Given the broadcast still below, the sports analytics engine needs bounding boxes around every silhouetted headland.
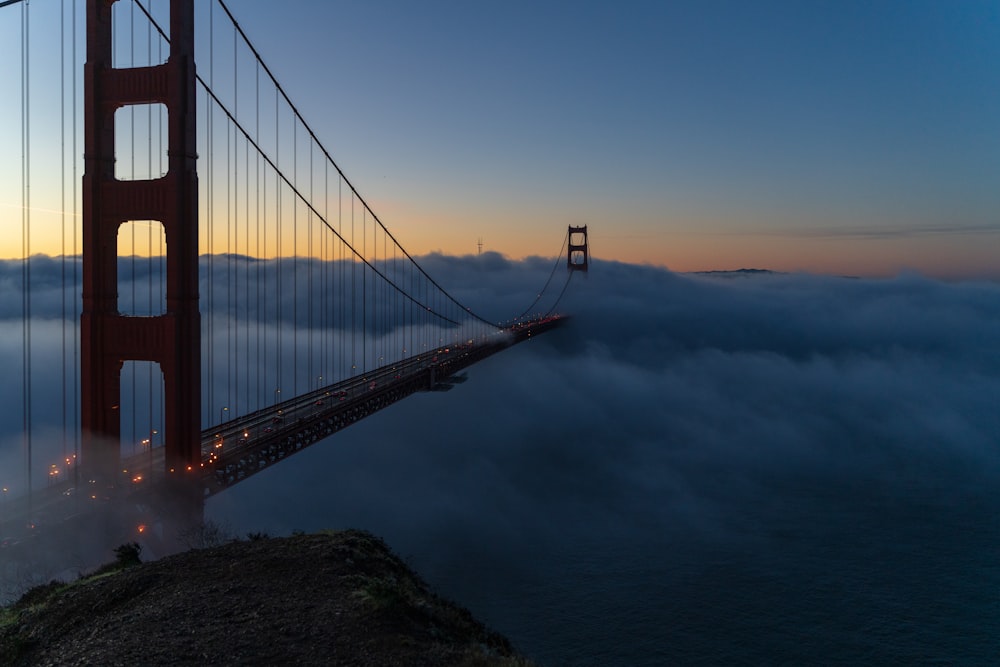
[1,530,532,666]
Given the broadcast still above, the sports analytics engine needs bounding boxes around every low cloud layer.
[213,260,1000,664]
[2,256,999,664]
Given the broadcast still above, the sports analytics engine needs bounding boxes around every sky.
[2,257,999,663]
[1,0,998,277]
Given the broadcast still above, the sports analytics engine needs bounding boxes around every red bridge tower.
[568,225,589,272]
[81,0,200,481]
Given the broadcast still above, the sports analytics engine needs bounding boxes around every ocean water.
[422,464,1000,666]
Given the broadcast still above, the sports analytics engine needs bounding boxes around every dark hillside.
[0,530,531,666]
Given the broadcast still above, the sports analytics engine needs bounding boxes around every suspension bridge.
[0,0,588,566]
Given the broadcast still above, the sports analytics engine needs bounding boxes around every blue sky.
[1,0,997,276]
[217,0,999,277]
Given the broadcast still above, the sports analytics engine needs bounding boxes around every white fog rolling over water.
[2,254,999,664]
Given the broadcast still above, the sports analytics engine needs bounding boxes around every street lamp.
[220,406,229,424]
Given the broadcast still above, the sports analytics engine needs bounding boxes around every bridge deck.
[0,316,565,551]
[193,315,566,496]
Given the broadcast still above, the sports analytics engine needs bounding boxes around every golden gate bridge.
[0,0,588,571]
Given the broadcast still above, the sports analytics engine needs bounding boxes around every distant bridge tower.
[567,225,589,272]
[81,0,200,480]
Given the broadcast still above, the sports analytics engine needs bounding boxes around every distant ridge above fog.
[689,268,873,280]
[689,268,781,277]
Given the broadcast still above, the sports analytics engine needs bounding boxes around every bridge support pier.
[82,0,200,483]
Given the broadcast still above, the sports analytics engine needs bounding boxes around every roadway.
[0,315,565,552]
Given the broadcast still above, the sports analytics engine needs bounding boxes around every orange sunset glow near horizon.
[3,198,996,281]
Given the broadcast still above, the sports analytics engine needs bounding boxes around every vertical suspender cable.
[275,85,281,402]
[362,208,366,374]
[227,17,234,417]
[256,60,262,409]
[408,242,412,357]
[247,58,266,410]
[364,203,368,368]
[339,177,344,381]
[382,213,385,364]
[351,195,355,375]
[21,0,32,501]
[72,0,79,488]
[147,2,154,462]
[234,20,240,415]
[61,0,68,466]
[395,242,400,360]
[129,3,137,453]
[323,156,328,385]
[308,141,313,390]
[292,121,298,397]
[377,211,382,367]
[206,1,215,424]
[158,0,165,442]
[245,73,252,412]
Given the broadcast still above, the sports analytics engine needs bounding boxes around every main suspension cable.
[516,228,569,320]
[135,0,471,328]
[209,0,500,326]
[132,0,574,335]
